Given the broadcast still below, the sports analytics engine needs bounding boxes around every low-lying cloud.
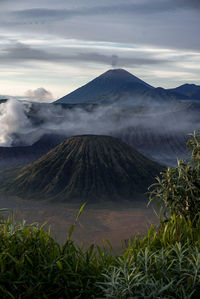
[0,98,199,147]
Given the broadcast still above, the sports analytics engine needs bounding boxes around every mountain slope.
[0,134,64,170]
[3,135,162,201]
[55,69,153,104]
[169,84,200,100]
[55,68,188,105]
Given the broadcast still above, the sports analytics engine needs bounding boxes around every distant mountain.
[2,135,162,201]
[55,69,153,104]
[55,68,188,105]
[168,84,200,101]
[134,87,188,106]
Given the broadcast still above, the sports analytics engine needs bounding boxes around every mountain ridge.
[168,83,200,100]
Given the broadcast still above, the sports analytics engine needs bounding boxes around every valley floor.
[0,194,158,252]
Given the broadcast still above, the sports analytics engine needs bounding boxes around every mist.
[0,98,199,148]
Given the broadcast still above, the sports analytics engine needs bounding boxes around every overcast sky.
[0,0,200,100]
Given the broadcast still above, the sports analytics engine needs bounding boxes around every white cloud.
[25,88,54,102]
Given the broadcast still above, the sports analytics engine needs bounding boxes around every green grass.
[0,216,115,298]
[0,211,200,298]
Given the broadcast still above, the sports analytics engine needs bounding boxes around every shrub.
[1,212,200,298]
[99,243,200,299]
[0,217,115,298]
[149,130,200,224]
[99,214,200,298]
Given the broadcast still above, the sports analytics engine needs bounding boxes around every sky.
[0,0,200,101]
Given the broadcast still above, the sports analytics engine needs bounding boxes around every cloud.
[11,0,200,23]
[0,99,35,146]
[1,42,53,61]
[0,0,197,54]
[0,42,169,67]
[0,98,199,150]
[25,88,54,102]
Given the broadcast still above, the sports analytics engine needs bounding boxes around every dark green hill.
[3,135,162,201]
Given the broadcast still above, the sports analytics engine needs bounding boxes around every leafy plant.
[99,243,200,299]
[0,208,115,298]
[99,213,200,298]
[149,130,200,224]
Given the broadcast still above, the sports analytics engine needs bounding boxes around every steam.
[25,88,53,102]
[111,55,118,68]
[0,99,47,146]
[0,99,31,146]
[0,98,199,148]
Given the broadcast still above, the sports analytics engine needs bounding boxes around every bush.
[100,243,200,298]
[99,214,200,298]
[149,130,200,224]
[1,213,200,298]
[0,217,115,298]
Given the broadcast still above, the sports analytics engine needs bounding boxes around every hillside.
[2,135,162,201]
[169,83,200,100]
[0,134,64,170]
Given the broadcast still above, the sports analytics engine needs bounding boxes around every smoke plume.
[111,55,118,68]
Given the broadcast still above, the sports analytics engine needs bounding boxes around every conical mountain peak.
[100,68,150,85]
[55,68,153,104]
[5,135,162,201]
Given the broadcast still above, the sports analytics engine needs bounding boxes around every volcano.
[3,135,162,201]
[55,68,187,105]
[55,69,153,104]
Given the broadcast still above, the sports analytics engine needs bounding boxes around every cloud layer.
[0,98,199,148]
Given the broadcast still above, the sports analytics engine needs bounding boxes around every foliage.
[149,130,200,224]
[100,243,200,298]
[0,217,115,299]
[99,214,200,299]
[1,212,200,298]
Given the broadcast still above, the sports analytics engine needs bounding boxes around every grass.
[0,216,115,298]
[0,209,200,298]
